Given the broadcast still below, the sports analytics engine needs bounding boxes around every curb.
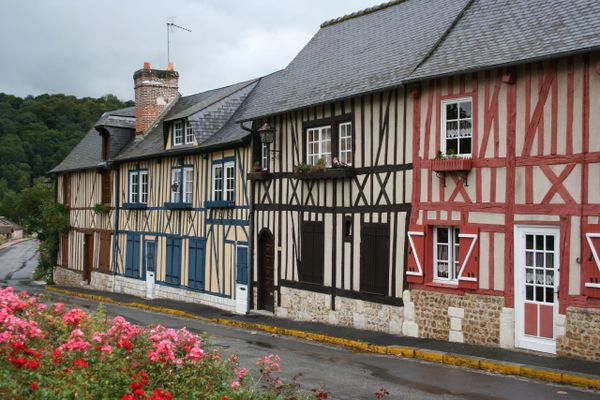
[45,286,600,391]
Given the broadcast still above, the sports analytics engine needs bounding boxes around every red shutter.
[584,224,600,298]
[457,226,479,290]
[406,225,426,283]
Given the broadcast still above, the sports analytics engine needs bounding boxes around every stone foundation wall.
[557,306,600,361]
[53,266,85,287]
[411,290,503,346]
[154,284,235,312]
[113,276,146,299]
[276,286,403,334]
[89,272,114,292]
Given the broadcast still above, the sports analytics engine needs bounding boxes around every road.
[1,240,598,399]
[0,239,40,291]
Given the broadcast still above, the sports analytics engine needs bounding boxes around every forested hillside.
[0,92,133,229]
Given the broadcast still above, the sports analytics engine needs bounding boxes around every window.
[173,120,193,146]
[261,142,269,171]
[434,227,460,282]
[184,120,194,144]
[306,125,331,166]
[212,161,235,202]
[441,98,472,157]
[128,170,148,204]
[173,121,183,146]
[170,166,193,204]
[299,221,324,285]
[338,122,353,165]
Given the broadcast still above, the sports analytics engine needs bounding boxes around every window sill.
[292,167,356,180]
[122,203,147,210]
[247,172,272,181]
[205,200,236,209]
[431,157,472,172]
[164,202,192,210]
[428,280,459,289]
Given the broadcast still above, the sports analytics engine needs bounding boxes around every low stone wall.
[53,266,85,287]
[411,290,504,346]
[276,286,404,334]
[113,275,146,299]
[153,284,235,312]
[557,306,600,361]
[89,272,114,292]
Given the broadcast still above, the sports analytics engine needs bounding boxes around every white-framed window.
[128,170,148,204]
[225,161,235,202]
[171,166,193,203]
[306,125,331,166]
[434,226,460,282]
[261,142,269,171]
[129,171,138,203]
[212,164,223,201]
[140,170,148,204]
[183,167,193,203]
[339,122,352,165]
[441,98,472,157]
[173,121,183,146]
[184,120,194,144]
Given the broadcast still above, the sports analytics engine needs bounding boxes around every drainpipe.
[241,122,255,311]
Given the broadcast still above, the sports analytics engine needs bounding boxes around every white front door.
[514,226,560,354]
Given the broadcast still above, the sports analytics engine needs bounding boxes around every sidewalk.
[45,285,600,390]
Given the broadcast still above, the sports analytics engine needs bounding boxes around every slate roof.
[114,79,258,162]
[235,0,471,121]
[409,0,600,81]
[0,216,22,231]
[50,106,135,173]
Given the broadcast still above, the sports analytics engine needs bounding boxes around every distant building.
[0,217,23,240]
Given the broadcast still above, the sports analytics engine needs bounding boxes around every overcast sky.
[0,0,378,101]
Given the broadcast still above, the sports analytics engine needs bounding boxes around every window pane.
[141,172,148,203]
[446,103,458,120]
[526,268,534,284]
[184,168,193,203]
[437,227,449,243]
[437,262,449,278]
[535,286,544,302]
[526,251,534,267]
[526,285,534,301]
[459,138,471,155]
[459,101,472,118]
[459,120,472,137]
[446,121,459,138]
[536,253,544,268]
[171,170,181,203]
[545,253,554,270]
[446,139,458,155]
[535,235,544,250]
[526,234,534,249]
[545,287,554,303]
[437,244,448,261]
[546,235,554,251]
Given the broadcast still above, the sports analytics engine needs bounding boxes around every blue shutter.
[236,246,248,284]
[125,234,140,278]
[188,238,206,290]
[166,237,182,285]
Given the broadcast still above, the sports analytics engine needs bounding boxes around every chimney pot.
[143,61,151,70]
[167,63,175,71]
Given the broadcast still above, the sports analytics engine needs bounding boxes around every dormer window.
[173,120,194,146]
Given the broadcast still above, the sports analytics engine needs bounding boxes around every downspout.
[241,121,255,311]
[112,161,120,291]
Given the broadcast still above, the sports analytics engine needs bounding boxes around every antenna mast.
[167,20,192,64]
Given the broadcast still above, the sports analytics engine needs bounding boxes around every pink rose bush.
[0,287,318,399]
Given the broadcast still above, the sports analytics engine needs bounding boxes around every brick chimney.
[133,62,179,134]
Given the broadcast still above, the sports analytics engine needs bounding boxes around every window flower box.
[122,203,148,210]
[247,172,272,181]
[205,200,235,209]
[431,157,472,172]
[164,202,192,210]
[292,167,356,180]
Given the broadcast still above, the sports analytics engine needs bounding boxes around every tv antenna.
[166,18,192,64]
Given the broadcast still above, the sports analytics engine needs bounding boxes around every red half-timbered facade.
[406,52,600,358]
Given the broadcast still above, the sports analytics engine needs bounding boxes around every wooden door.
[258,230,274,312]
[515,226,559,354]
[83,234,93,284]
[360,223,390,295]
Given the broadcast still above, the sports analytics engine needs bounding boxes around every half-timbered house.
[52,63,257,313]
[236,0,472,333]
[402,0,600,360]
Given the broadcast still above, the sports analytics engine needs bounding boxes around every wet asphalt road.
[1,240,599,400]
[0,239,40,291]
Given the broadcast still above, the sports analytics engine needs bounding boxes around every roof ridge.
[408,0,477,76]
[320,0,406,28]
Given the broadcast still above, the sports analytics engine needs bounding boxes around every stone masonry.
[411,290,504,346]
[276,286,403,334]
[557,306,600,361]
[134,62,179,134]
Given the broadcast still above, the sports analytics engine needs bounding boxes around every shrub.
[0,287,317,399]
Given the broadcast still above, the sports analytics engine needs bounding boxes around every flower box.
[205,200,236,209]
[247,172,272,181]
[431,157,473,172]
[292,168,356,180]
